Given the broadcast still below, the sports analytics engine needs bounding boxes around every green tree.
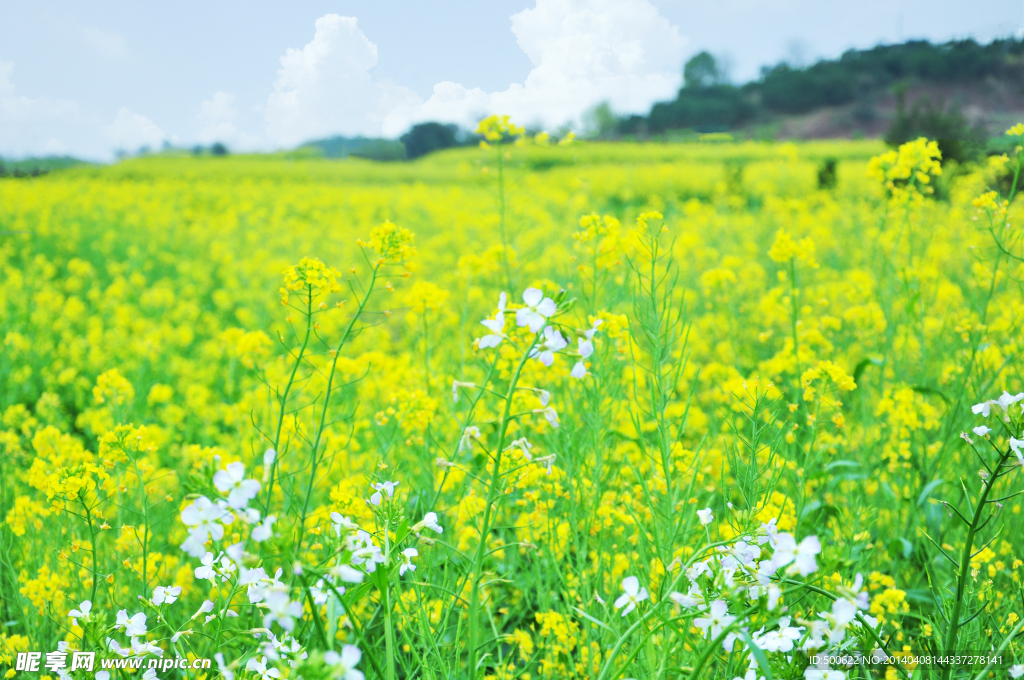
[400,123,464,159]
[683,51,722,89]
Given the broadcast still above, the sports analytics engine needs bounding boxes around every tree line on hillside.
[620,38,1024,133]
[612,37,1024,163]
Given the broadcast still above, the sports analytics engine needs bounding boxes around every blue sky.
[1,0,1020,159]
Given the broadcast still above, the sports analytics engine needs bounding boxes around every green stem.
[969,616,1024,680]
[466,334,539,680]
[294,265,381,554]
[789,257,801,381]
[496,144,512,292]
[263,290,314,515]
[941,448,1012,680]
[383,527,397,680]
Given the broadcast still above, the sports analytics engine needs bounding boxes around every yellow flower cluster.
[356,220,417,269]
[866,137,943,198]
[475,114,525,143]
[279,257,343,305]
[800,360,857,402]
[767,227,819,266]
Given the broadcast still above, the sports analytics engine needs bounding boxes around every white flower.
[756,517,779,548]
[535,406,560,428]
[180,495,233,556]
[613,576,649,616]
[214,653,235,680]
[669,583,705,609]
[324,644,365,680]
[239,506,261,525]
[114,610,147,637]
[310,580,327,606]
[694,600,736,640]
[509,437,534,461]
[686,560,711,582]
[330,512,358,538]
[973,400,994,417]
[772,534,821,575]
[193,600,215,619]
[349,531,386,572]
[96,673,111,680]
[195,552,217,581]
[997,390,1024,412]
[732,541,762,566]
[152,586,181,605]
[213,462,261,509]
[516,288,557,332]
[800,617,830,651]
[218,554,238,581]
[263,448,277,468]
[1011,437,1024,466]
[840,573,870,610]
[260,631,307,666]
[697,508,714,526]
[804,669,846,680]
[458,426,482,452]
[1009,664,1024,679]
[755,617,803,652]
[530,326,568,366]
[399,548,418,576]
[106,638,130,657]
[142,670,158,680]
[826,598,860,645]
[477,293,507,348]
[452,380,476,402]
[414,511,444,534]
[245,656,281,680]
[131,637,164,657]
[536,389,551,406]
[68,600,92,627]
[534,453,556,475]
[263,591,303,632]
[571,320,601,378]
[369,481,399,506]
[330,563,365,583]
[252,515,277,542]
[973,425,991,436]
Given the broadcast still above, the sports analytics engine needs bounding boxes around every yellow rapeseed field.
[2,118,1024,680]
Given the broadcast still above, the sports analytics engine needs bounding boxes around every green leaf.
[570,605,615,633]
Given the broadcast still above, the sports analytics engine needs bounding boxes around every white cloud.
[105,107,164,152]
[1,60,170,160]
[265,14,420,146]
[82,27,128,60]
[196,91,262,150]
[381,0,686,135]
[0,60,88,158]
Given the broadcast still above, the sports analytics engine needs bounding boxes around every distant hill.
[614,37,1024,158]
[299,124,480,162]
[298,136,407,161]
[0,156,91,178]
